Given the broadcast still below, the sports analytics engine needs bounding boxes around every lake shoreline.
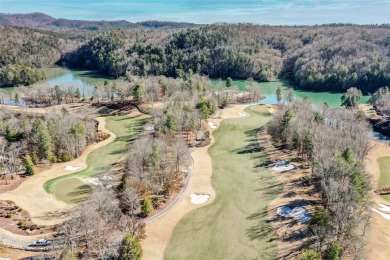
[1,66,371,108]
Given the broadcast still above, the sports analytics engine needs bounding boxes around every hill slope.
[0,13,198,30]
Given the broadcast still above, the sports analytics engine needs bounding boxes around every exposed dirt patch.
[0,175,28,194]
[0,201,54,236]
[0,246,48,259]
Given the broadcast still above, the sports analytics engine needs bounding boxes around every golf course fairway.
[165,105,282,259]
[378,156,390,202]
[44,114,146,203]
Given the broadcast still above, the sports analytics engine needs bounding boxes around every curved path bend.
[0,117,116,227]
[141,104,251,260]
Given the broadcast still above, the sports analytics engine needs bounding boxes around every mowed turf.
[165,105,282,260]
[44,114,146,203]
[378,156,390,202]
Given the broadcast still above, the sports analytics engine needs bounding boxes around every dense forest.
[0,107,97,177]
[66,24,390,93]
[0,25,81,87]
[0,16,389,93]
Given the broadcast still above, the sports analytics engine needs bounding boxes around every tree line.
[2,24,388,93]
[0,25,84,87]
[268,93,372,259]
[65,24,389,93]
[370,86,390,115]
[0,107,96,178]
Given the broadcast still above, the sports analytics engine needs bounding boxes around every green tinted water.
[1,66,112,105]
[2,67,369,108]
[41,66,112,96]
[210,79,370,108]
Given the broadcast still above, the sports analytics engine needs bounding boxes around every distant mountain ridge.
[0,12,56,26]
[0,12,198,30]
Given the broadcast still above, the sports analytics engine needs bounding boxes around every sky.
[0,0,389,25]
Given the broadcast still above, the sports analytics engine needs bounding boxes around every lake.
[42,66,113,97]
[210,79,370,108]
[1,67,370,108]
[0,67,112,105]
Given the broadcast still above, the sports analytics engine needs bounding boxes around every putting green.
[44,114,146,203]
[165,105,282,259]
[378,156,390,202]
[51,178,91,204]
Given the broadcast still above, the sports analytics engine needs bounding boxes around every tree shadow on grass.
[236,143,265,154]
[37,209,71,221]
[255,182,283,201]
[237,125,284,258]
[277,239,315,260]
[255,155,272,168]
[109,120,146,155]
[246,206,279,259]
[67,184,92,204]
[247,199,315,259]
[239,120,316,259]
[236,128,263,153]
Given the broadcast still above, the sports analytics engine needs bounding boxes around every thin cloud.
[0,0,389,24]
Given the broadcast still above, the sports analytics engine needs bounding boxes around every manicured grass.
[43,114,146,203]
[165,105,282,260]
[378,156,390,202]
[249,104,272,115]
[51,178,91,204]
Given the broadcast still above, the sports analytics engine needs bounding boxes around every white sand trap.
[372,208,390,220]
[88,176,114,186]
[272,164,296,172]
[145,125,155,131]
[377,202,390,212]
[89,178,101,185]
[208,122,217,129]
[190,193,210,204]
[277,206,291,218]
[64,166,82,171]
[238,112,248,117]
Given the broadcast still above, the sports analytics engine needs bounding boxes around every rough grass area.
[165,105,282,260]
[43,114,145,203]
[378,156,390,202]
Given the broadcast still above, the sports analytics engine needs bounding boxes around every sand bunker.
[190,194,210,204]
[208,122,218,129]
[88,178,101,186]
[145,125,155,132]
[88,176,114,186]
[378,202,390,212]
[277,206,311,223]
[64,166,82,171]
[272,164,296,172]
[372,203,390,220]
[372,208,390,220]
[238,112,248,117]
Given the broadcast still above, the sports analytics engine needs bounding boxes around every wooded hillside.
[1,19,389,93]
[0,25,81,87]
[66,24,390,93]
